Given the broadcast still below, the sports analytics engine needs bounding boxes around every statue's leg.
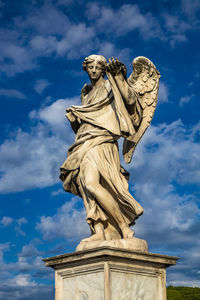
[81,220,105,242]
[83,161,134,239]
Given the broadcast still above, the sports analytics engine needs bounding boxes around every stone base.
[43,247,178,300]
[76,237,148,252]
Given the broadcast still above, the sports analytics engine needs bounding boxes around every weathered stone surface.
[43,247,178,300]
[76,236,148,252]
[60,54,161,243]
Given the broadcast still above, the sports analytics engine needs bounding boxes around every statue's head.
[82,54,107,80]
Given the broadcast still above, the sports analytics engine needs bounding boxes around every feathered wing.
[123,56,161,164]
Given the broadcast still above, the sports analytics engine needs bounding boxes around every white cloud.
[0,1,197,77]
[30,97,79,136]
[0,243,10,263]
[34,79,50,94]
[51,188,65,196]
[158,81,168,103]
[0,216,28,235]
[86,2,199,47]
[181,0,200,20]
[36,197,89,242]
[15,3,70,35]
[0,97,77,193]
[96,42,131,67]
[0,240,54,299]
[0,3,96,76]
[19,244,42,258]
[0,269,53,300]
[0,216,13,226]
[163,14,191,46]
[56,23,96,59]
[125,120,200,250]
[0,30,37,76]
[179,94,194,107]
[29,34,57,55]
[17,217,27,226]
[86,3,162,40]
[0,88,26,99]
[15,274,36,287]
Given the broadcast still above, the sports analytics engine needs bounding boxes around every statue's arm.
[114,72,137,105]
[66,110,80,134]
[107,58,136,105]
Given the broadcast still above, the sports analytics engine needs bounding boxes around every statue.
[60,54,160,247]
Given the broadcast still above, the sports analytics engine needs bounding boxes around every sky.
[0,0,200,299]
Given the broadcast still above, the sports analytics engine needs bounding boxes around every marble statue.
[60,54,160,246]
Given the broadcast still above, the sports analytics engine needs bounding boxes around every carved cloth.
[60,80,143,232]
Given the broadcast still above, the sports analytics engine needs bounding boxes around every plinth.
[43,247,178,300]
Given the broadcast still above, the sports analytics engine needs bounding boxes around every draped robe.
[60,79,143,237]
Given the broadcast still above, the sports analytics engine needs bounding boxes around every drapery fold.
[60,79,143,236]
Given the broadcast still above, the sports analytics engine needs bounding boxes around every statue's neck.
[90,76,105,88]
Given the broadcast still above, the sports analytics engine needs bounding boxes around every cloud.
[0,275,53,300]
[15,2,70,36]
[19,244,42,258]
[158,81,168,103]
[15,274,37,287]
[30,97,79,136]
[34,79,50,94]
[179,94,194,107]
[0,243,10,263]
[56,23,96,59]
[123,119,200,279]
[0,2,95,76]
[51,188,65,196]
[17,217,28,226]
[15,218,28,236]
[96,42,131,66]
[0,97,77,193]
[86,3,162,40]
[181,0,200,20]
[0,29,37,76]
[0,216,13,227]
[0,1,198,78]
[162,14,191,46]
[0,89,26,99]
[36,197,89,242]
[0,240,55,300]
[0,216,28,237]
[85,2,199,47]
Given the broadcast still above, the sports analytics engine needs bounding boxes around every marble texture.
[60,54,160,243]
[76,236,148,252]
[43,247,178,300]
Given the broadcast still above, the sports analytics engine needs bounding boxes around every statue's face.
[86,60,104,81]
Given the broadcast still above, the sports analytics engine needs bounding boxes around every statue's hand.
[107,57,127,80]
[107,57,121,76]
[66,110,76,122]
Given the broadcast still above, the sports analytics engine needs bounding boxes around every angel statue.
[60,54,160,247]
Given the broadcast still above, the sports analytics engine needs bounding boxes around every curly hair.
[82,54,107,77]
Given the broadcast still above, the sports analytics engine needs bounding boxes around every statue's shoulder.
[81,83,92,98]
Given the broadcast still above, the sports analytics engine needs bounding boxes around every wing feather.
[123,56,160,164]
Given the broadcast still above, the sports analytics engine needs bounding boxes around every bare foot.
[81,232,105,243]
[121,226,134,239]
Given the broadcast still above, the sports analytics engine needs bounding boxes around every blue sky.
[0,0,200,298]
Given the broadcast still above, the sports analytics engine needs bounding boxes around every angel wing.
[123,56,160,164]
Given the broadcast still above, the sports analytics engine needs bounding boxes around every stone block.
[43,247,178,300]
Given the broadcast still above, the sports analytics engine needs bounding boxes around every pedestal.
[43,247,178,300]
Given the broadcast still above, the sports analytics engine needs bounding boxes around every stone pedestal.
[43,247,178,300]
